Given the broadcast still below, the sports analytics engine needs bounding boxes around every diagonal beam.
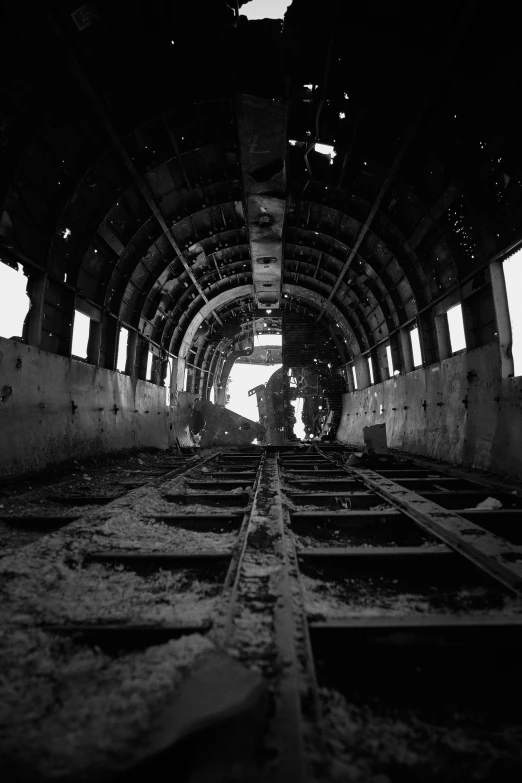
[47,10,222,325]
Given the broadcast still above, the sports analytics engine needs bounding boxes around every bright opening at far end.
[291,397,306,439]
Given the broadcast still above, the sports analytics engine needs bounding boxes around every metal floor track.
[2,445,522,782]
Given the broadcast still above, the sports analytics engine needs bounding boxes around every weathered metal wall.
[0,337,172,476]
[337,342,522,478]
[0,338,268,476]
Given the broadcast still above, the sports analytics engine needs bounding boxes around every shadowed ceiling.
[1,0,521,404]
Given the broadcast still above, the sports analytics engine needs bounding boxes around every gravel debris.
[302,574,522,620]
[0,627,214,781]
[321,686,522,783]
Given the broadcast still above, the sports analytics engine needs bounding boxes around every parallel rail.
[2,444,522,781]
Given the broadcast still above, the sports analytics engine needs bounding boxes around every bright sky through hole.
[72,311,90,359]
[255,334,282,346]
[146,350,153,381]
[410,327,422,367]
[116,327,129,371]
[352,365,358,389]
[447,304,466,353]
[227,363,282,421]
[504,249,522,376]
[315,143,336,159]
[242,0,292,20]
[0,264,30,339]
[291,397,306,439]
[368,357,374,384]
[386,344,394,375]
[165,359,172,405]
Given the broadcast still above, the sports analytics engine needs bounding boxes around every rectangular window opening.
[146,350,153,381]
[367,356,374,384]
[351,365,358,390]
[0,263,30,340]
[116,326,129,372]
[410,327,422,368]
[71,310,91,360]
[165,358,172,405]
[183,366,188,391]
[386,344,394,375]
[504,249,522,376]
[447,303,466,353]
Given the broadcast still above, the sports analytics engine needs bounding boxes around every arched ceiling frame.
[6,103,464,350]
[286,198,418,300]
[282,186,462,351]
[174,284,254,390]
[165,274,255,357]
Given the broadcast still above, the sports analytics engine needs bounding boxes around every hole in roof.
[242,0,293,21]
[314,144,337,162]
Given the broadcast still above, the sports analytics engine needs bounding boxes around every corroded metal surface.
[237,94,288,310]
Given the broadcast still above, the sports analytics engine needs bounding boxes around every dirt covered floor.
[0,448,245,780]
[0,628,214,781]
[302,569,522,620]
[322,686,522,783]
